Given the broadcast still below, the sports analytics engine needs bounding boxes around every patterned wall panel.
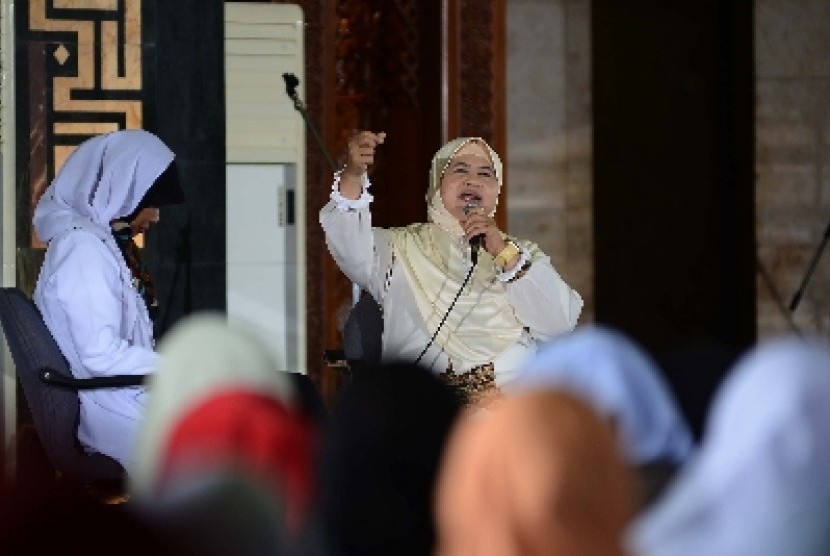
[458,0,495,142]
[20,0,144,245]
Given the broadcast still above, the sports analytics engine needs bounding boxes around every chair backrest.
[0,287,124,483]
[342,291,384,368]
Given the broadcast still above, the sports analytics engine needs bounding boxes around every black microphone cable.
[414,258,477,366]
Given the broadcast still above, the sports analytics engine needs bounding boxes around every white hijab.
[511,325,693,465]
[628,337,830,556]
[34,129,174,347]
[387,138,543,367]
[34,129,174,242]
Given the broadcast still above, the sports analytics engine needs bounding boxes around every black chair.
[343,291,384,368]
[323,290,384,378]
[0,287,145,484]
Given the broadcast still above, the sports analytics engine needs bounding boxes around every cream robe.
[320,186,583,386]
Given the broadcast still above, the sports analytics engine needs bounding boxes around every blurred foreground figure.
[628,338,830,556]
[314,362,461,556]
[512,325,693,506]
[130,313,317,552]
[435,390,636,556]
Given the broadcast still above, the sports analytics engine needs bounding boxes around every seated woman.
[33,129,183,471]
[320,131,583,407]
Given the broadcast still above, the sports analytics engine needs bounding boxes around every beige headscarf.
[435,390,636,556]
[387,138,542,367]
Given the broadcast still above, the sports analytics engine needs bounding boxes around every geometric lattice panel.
[22,0,144,244]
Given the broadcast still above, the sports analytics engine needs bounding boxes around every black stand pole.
[282,73,338,173]
[789,217,830,312]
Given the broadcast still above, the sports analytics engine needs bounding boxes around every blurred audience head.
[511,325,693,506]
[628,337,830,556]
[512,325,693,465]
[314,361,461,556]
[130,313,316,537]
[435,389,636,556]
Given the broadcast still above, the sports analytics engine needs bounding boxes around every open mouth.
[459,191,482,204]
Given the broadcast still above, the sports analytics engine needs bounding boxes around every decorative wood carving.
[458,0,494,141]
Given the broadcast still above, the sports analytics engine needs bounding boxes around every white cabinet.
[225,3,306,372]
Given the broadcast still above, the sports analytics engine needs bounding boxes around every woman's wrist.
[335,167,365,200]
[341,163,365,178]
[496,247,532,283]
[331,170,373,208]
[494,241,521,269]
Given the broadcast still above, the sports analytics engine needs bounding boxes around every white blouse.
[34,227,156,469]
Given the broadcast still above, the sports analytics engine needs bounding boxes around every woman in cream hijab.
[320,131,582,406]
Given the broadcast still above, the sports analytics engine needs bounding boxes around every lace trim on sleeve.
[330,169,374,210]
[496,247,532,283]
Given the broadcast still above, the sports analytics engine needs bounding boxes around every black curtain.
[592,1,755,437]
[142,0,227,338]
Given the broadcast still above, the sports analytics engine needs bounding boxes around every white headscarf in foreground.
[130,313,297,499]
[627,337,830,556]
[387,137,544,367]
[511,325,693,465]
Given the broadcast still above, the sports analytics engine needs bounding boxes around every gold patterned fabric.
[439,362,502,408]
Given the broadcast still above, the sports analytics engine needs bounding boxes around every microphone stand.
[789,216,830,312]
[283,73,365,358]
[282,73,338,173]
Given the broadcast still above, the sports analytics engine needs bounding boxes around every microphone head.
[463,203,478,216]
[282,73,300,97]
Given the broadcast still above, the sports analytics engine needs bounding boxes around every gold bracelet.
[494,241,520,268]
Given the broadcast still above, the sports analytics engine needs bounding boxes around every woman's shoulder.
[50,225,108,249]
[47,226,117,266]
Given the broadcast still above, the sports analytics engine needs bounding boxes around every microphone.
[281,73,339,172]
[283,73,300,99]
[463,203,484,265]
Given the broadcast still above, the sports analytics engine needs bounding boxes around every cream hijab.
[387,138,541,367]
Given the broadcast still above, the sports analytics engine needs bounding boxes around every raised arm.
[319,131,391,296]
[337,130,386,199]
